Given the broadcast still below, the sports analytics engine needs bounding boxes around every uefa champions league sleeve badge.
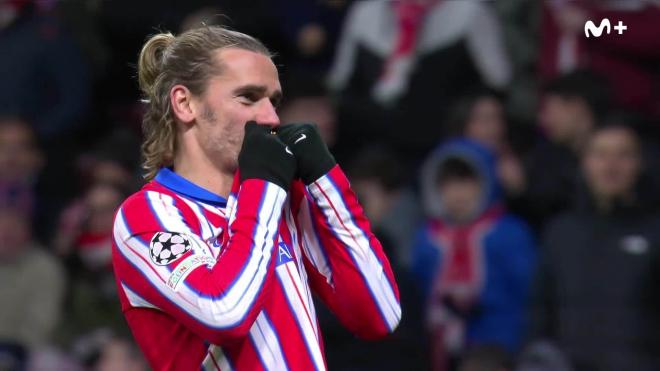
[149,232,193,265]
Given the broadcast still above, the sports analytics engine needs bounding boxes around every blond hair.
[137,26,272,181]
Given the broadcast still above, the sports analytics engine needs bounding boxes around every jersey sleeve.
[295,165,402,339]
[112,178,287,345]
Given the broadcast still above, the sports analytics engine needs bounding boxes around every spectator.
[54,181,127,343]
[0,0,90,140]
[529,124,660,370]
[328,0,511,164]
[75,127,142,192]
[0,1,93,241]
[0,206,65,352]
[412,139,536,370]
[445,88,526,198]
[519,69,610,228]
[54,181,125,267]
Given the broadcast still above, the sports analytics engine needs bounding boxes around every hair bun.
[138,32,175,99]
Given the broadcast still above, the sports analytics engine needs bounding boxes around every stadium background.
[1,0,660,370]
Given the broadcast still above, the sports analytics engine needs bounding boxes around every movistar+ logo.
[584,18,627,38]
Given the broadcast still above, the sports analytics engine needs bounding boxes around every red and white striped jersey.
[111,165,401,370]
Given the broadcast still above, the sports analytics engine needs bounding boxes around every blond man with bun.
[111,26,401,370]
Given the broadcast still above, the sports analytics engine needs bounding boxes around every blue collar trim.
[154,168,227,207]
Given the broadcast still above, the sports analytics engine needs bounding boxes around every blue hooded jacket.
[411,138,536,353]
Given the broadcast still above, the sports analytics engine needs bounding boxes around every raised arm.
[112,123,296,345]
[278,124,401,339]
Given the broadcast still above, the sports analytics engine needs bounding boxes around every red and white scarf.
[427,205,504,371]
[372,0,439,105]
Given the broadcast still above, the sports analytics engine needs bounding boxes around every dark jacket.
[0,11,90,139]
[530,194,660,371]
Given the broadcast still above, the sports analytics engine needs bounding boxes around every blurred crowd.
[1,1,660,370]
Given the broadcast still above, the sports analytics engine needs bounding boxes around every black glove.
[239,121,297,190]
[276,123,336,184]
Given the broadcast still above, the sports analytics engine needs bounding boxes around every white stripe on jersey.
[249,313,289,371]
[276,265,326,371]
[146,191,195,234]
[176,195,226,260]
[308,177,401,331]
[285,206,319,336]
[197,201,226,218]
[114,183,288,328]
[121,282,159,310]
[202,345,232,371]
[177,196,214,241]
[226,191,238,233]
[297,199,333,285]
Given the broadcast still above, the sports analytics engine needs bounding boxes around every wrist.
[300,155,335,185]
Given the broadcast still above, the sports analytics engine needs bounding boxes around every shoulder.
[115,188,159,226]
[114,183,198,239]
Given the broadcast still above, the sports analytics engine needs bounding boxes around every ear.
[170,84,196,124]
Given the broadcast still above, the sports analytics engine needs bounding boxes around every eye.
[238,93,259,105]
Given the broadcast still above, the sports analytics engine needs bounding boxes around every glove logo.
[285,146,293,155]
[294,133,307,144]
[150,232,192,265]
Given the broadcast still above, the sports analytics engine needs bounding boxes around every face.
[438,178,482,223]
[583,127,641,200]
[189,48,282,174]
[539,94,589,144]
[465,97,505,152]
[0,120,42,182]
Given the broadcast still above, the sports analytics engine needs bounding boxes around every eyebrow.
[233,84,283,106]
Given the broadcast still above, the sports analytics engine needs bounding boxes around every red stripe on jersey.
[222,335,265,371]
[269,280,321,370]
[303,167,399,339]
[284,264,317,341]
[324,167,400,298]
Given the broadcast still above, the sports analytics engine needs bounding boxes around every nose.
[254,99,280,128]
